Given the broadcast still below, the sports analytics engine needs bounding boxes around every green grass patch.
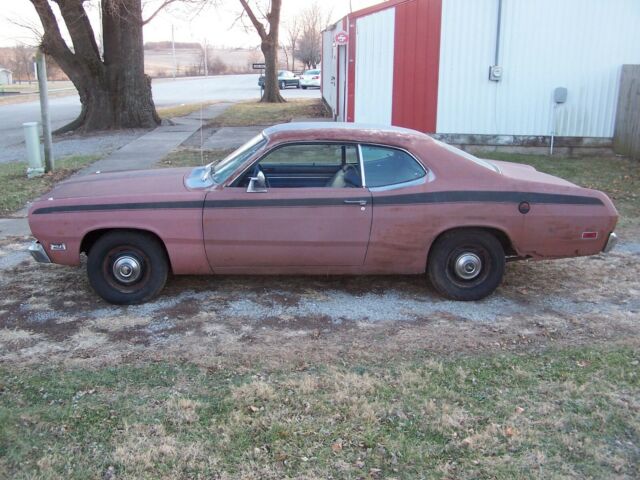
[0,155,99,214]
[157,148,234,169]
[1,346,638,478]
[209,99,330,127]
[479,152,640,226]
[156,102,218,120]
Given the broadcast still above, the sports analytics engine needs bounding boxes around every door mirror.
[247,170,268,193]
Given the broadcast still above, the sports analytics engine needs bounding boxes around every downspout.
[490,0,504,133]
[494,0,503,67]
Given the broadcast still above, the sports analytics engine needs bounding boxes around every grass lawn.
[0,155,99,214]
[209,99,330,127]
[0,346,637,478]
[157,148,234,168]
[479,153,640,227]
[156,102,218,120]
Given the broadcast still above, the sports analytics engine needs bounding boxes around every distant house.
[0,67,12,85]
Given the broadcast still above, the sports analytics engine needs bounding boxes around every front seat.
[326,164,361,188]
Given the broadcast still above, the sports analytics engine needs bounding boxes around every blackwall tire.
[427,229,505,301]
[87,231,168,305]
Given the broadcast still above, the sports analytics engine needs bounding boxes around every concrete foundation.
[431,134,616,157]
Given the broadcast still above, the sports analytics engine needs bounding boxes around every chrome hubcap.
[112,255,142,284]
[454,253,482,280]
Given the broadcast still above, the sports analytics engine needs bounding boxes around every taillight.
[312,76,320,80]
[582,232,598,239]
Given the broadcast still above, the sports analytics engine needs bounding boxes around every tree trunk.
[30,0,160,133]
[238,0,285,103]
[261,40,285,103]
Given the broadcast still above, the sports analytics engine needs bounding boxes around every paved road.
[0,74,320,150]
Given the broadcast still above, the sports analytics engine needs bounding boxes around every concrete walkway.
[77,103,232,174]
[0,103,232,239]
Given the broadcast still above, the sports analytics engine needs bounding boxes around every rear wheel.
[279,80,285,89]
[301,85,307,90]
[427,230,505,301]
[87,231,168,305]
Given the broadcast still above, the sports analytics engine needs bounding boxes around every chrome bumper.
[603,232,618,253]
[28,241,51,263]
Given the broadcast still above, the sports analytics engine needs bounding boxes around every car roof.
[263,122,432,145]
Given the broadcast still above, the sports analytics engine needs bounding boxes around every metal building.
[0,68,12,85]
[322,0,640,150]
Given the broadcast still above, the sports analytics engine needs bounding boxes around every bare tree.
[286,16,300,72]
[296,2,331,70]
[27,0,202,133]
[10,45,35,84]
[199,45,228,75]
[237,0,284,103]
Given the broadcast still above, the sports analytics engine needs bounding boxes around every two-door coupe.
[28,123,618,304]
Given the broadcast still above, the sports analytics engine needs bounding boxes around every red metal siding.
[392,0,442,133]
[347,16,357,122]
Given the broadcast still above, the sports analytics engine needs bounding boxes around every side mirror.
[247,170,268,193]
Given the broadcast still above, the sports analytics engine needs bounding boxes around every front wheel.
[87,231,168,305]
[427,230,505,301]
[279,81,285,90]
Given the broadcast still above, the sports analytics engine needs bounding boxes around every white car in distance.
[300,69,321,89]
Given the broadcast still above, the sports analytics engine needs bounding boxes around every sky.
[0,0,382,49]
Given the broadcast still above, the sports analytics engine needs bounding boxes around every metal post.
[24,122,44,178]
[204,39,208,77]
[172,24,177,79]
[35,51,54,172]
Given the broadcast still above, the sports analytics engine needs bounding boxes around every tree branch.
[53,0,103,67]
[28,0,77,71]
[238,0,267,40]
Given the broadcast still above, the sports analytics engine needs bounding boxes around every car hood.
[43,168,193,200]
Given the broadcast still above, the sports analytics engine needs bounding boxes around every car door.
[203,143,372,269]
[360,144,432,273]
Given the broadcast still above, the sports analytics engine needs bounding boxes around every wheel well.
[428,227,517,258]
[80,228,172,269]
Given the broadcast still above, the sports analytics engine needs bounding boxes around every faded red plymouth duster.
[28,123,618,304]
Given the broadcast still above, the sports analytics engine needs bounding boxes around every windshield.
[434,140,501,173]
[211,134,267,184]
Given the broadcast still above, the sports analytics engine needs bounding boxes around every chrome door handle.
[344,199,367,206]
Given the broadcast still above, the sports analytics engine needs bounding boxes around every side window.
[260,144,357,166]
[236,143,362,188]
[361,145,426,188]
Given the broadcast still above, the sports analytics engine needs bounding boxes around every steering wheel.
[252,163,270,188]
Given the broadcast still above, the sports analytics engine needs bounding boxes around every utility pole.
[172,24,177,79]
[203,39,208,77]
[35,51,54,173]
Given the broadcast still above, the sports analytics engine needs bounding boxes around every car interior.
[233,144,362,189]
[232,143,426,189]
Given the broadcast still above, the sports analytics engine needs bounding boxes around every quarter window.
[361,145,426,188]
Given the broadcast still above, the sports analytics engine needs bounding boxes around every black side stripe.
[373,191,603,206]
[31,191,603,215]
[32,201,204,215]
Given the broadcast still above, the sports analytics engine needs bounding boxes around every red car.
[28,123,618,305]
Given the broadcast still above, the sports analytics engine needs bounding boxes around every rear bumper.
[28,241,51,263]
[603,232,618,253]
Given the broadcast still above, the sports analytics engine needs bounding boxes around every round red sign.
[335,31,349,45]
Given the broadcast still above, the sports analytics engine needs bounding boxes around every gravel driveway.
[1,230,638,368]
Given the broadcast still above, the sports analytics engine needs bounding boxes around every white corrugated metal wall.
[437,0,640,137]
[354,8,396,125]
[322,28,337,116]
